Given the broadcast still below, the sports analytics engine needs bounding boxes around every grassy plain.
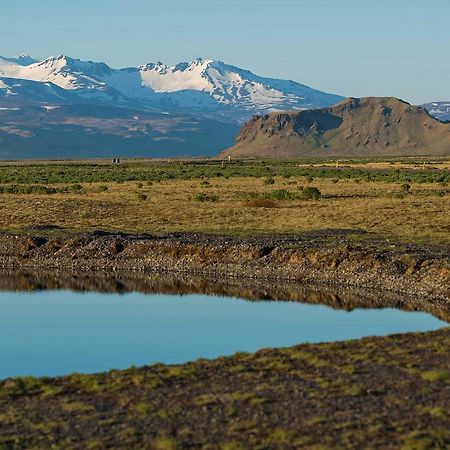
[0,158,448,244]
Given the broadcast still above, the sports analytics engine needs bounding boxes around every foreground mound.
[222,97,450,157]
[1,329,449,449]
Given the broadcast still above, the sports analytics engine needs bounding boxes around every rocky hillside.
[222,97,450,158]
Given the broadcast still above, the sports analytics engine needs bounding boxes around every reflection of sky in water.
[0,290,446,379]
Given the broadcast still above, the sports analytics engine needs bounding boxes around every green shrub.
[264,178,275,185]
[137,192,147,201]
[98,185,109,192]
[241,192,259,200]
[436,190,446,197]
[195,193,219,202]
[69,184,83,192]
[302,186,322,200]
[401,182,411,193]
[263,189,297,201]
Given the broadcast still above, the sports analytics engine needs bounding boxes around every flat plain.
[0,158,449,244]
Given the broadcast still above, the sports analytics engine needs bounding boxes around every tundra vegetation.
[0,329,448,449]
[0,157,448,244]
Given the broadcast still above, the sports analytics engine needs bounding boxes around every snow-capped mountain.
[0,54,343,122]
[0,54,37,67]
[422,102,450,122]
[133,58,342,112]
[0,53,346,159]
[0,77,76,104]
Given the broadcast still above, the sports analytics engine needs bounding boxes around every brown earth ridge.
[0,231,448,314]
[222,97,450,158]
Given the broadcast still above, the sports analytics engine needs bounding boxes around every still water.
[0,289,445,379]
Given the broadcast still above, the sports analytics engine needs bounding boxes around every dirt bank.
[0,230,448,302]
[1,230,449,301]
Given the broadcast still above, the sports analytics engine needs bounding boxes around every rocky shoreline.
[0,230,448,306]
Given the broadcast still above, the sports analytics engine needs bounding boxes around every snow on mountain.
[136,58,342,112]
[422,101,450,122]
[0,54,37,67]
[0,76,76,104]
[0,55,142,106]
[0,54,344,122]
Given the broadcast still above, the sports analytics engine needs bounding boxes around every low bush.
[137,192,147,201]
[264,178,275,185]
[195,193,219,202]
[69,184,83,192]
[400,183,411,193]
[263,189,297,201]
[302,186,322,200]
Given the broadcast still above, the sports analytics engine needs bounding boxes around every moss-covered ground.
[0,329,449,449]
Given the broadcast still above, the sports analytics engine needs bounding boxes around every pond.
[0,284,446,379]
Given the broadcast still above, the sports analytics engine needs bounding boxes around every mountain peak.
[0,54,38,66]
[222,96,450,158]
[0,53,344,120]
[14,54,37,65]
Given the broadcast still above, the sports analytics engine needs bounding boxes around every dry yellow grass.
[0,177,449,244]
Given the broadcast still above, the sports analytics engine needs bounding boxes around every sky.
[0,0,449,104]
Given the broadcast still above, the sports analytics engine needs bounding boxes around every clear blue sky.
[1,0,449,103]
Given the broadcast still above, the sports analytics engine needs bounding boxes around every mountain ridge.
[0,53,346,159]
[221,97,450,158]
[0,54,343,122]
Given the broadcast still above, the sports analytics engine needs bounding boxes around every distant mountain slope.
[422,101,450,123]
[221,97,450,158]
[0,54,343,122]
[0,77,76,104]
[0,104,239,159]
[0,53,344,159]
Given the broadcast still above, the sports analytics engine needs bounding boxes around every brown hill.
[221,97,450,158]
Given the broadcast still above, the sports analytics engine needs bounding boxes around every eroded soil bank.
[0,329,449,449]
[0,230,448,305]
